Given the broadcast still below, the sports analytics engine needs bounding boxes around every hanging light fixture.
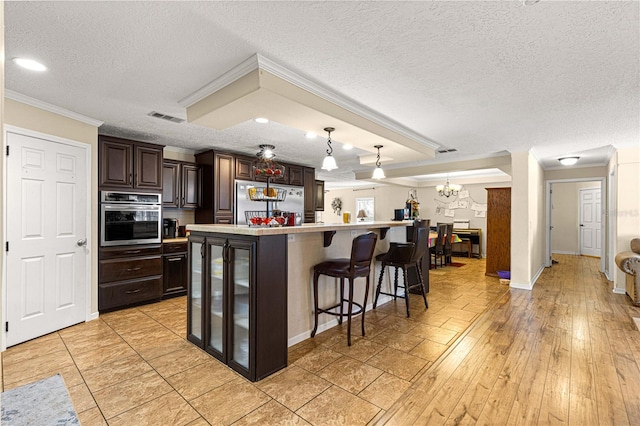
[372,145,385,179]
[436,175,462,198]
[321,127,338,171]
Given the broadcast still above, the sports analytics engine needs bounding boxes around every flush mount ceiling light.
[12,57,47,72]
[436,175,462,198]
[372,145,386,179]
[342,144,353,150]
[559,156,580,166]
[305,131,317,139]
[321,127,338,171]
[254,117,269,124]
[257,144,275,159]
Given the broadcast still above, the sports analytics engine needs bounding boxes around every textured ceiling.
[5,1,639,185]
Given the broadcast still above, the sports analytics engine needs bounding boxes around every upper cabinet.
[303,167,316,223]
[163,160,201,209]
[315,180,325,211]
[288,165,304,186]
[99,135,163,191]
[235,155,255,181]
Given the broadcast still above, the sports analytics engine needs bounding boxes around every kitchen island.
[186,221,412,381]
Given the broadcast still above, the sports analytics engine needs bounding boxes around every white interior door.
[579,187,601,257]
[6,131,88,346]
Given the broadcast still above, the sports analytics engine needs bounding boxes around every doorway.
[545,178,605,271]
[4,128,91,347]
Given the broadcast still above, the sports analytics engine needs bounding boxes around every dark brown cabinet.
[163,160,201,208]
[303,167,316,223]
[163,241,188,298]
[196,151,235,224]
[288,165,304,186]
[99,135,163,191]
[315,180,325,211]
[98,245,163,311]
[188,232,287,381]
[235,155,255,180]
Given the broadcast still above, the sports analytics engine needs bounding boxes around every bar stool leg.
[417,263,428,309]
[311,270,320,337]
[347,277,354,346]
[338,277,344,325]
[402,266,410,317]
[374,263,385,309]
[393,266,399,299]
[362,275,369,338]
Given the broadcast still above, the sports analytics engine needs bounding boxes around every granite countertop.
[187,221,413,236]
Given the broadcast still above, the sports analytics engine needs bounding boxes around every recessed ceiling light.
[13,57,47,72]
[522,0,540,5]
[254,117,269,124]
[559,157,579,166]
[342,144,353,150]
[305,132,317,139]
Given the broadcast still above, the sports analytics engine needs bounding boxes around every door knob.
[77,238,87,246]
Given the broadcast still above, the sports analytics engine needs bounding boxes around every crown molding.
[5,89,104,127]
[179,53,439,150]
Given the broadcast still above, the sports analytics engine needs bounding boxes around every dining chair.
[430,223,446,268]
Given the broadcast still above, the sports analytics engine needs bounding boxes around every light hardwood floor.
[2,255,638,425]
[378,255,640,425]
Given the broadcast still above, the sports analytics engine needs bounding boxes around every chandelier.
[436,176,462,198]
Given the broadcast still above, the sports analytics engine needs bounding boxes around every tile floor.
[1,256,507,425]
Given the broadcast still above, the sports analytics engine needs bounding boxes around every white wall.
[551,181,600,254]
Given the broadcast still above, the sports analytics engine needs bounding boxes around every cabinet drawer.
[100,256,162,283]
[164,242,187,254]
[99,245,162,260]
[99,277,163,311]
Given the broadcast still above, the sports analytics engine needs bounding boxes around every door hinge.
[5,241,8,252]
[5,322,8,332]
[5,145,9,156]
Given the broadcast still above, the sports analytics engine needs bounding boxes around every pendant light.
[321,127,338,171]
[372,145,385,179]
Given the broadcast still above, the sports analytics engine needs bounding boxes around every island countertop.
[187,220,412,236]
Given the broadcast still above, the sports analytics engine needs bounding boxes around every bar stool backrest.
[410,227,430,263]
[350,232,378,272]
[411,219,430,242]
[435,224,446,251]
[444,223,454,249]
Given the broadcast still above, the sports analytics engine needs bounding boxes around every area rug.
[448,262,466,267]
[1,374,79,425]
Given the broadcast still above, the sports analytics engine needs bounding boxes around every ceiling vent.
[436,148,458,154]
[148,111,185,123]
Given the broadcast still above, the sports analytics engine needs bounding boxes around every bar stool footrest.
[317,300,364,317]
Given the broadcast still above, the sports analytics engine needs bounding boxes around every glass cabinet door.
[188,238,204,344]
[229,242,253,371]
[207,240,226,357]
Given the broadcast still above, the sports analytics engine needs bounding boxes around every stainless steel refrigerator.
[235,180,304,225]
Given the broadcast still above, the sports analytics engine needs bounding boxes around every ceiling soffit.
[180,54,437,165]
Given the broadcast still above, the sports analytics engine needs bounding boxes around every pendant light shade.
[321,127,338,171]
[371,145,385,179]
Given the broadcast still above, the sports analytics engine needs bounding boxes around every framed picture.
[355,197,374,222]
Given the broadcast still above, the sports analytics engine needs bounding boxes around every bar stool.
[373,227,430,317]
[311,232,378,346]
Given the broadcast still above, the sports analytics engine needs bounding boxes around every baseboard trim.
[552,250,579,255]
[509,281,533,290]
[87,311,99,321]
[613,287,626,295]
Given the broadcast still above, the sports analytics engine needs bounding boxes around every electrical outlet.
[351,230,357,237]
[288,234,295,242]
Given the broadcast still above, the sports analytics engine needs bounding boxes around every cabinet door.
[214,153,235,219]
[163,253,187,296]
[163,161,180,208]
[187,237,205,346]
[228,239,255,375]
[315,180,325,211]
[206,237,228,361]
[235,155,254,180]
[99,139,132,188]
[303,167,316,223]
[288,165,304,186]
[134,145,163,190]
[181,164,201,208]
